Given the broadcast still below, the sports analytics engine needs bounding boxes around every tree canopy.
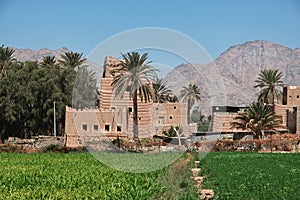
[179,83,201,124]
[0,46,97,141]
[230,101,285,139]
[254,69,285,104]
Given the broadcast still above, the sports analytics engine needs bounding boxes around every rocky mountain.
[165,40,300,114]
[11,40,300,115]
[12,47,70,62]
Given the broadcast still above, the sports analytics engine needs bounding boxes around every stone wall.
[6,136,64,149]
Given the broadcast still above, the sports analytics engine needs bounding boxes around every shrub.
[162,125,182,137]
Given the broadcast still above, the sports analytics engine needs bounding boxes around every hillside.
[165,40,300,114]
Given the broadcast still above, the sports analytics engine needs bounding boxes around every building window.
[169,116,173,120]
[105,125,110,131]
[94,124,98,131]
[128,107,133,113]
[297,95,299,98]
[82,124,88,131]
[117,125,122,132]
[174,106,176,109]
[111,107,116,110]
[159,116,164,124]
[139,117,141,120]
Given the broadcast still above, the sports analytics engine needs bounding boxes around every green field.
[199,152,300,200]
[0,152,197,199]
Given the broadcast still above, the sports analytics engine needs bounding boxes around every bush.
[162,125,182,137]
[44,144,59,151]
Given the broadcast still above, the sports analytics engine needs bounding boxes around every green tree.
[179,83,201,124]
[72,66,98,109]
[254,69,285,104]
[0,61,41,138]
[58,51,86,69]
[0,54,79,140]
[190,108,210,132]
[40,56,57,68]
[111,52,157,150]
[0,45,16,79]
[166,95,178,103]
[152,78,173,103]
[230,101,285,139]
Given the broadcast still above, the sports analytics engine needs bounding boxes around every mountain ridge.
[10,40,300,114]
[165,40,300,114]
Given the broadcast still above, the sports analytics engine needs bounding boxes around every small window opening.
[128,107,133,113]
[117,125,122,132]
[82,124,88,131]
[94,124,98,131]
[105,125,110,131]
[169,116,173,120]
[174,106,176,109]
[297,95,299,98]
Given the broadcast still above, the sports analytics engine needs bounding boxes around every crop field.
[199,152,300,200]
[0,152,197,199]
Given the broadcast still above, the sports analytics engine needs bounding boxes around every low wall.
[6,136,64,149]
[191,134,300,152]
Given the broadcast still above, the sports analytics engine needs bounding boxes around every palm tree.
[40,56,57,68]
[110,52,157,149]
[254,69,284,104]
[0,45,16,79]
[179,83,201,123]
[58,51,86,69]
[72,66,98,109]
[152,78,173,103]
[230,102,285,140]
[166,94,178,103]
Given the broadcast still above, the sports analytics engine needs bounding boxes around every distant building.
[275,86,300,134]
[211,106,247,133]
[65,56,195,147]
[211,86,300,137]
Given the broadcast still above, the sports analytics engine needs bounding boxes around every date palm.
[40,56,57,68]
[58,51,86,69]
[152,78,173,103]
[0,45,16,79]
[254,69,284,104]
[230,102,285,139]
[166,94,178,103]
[179,83,201,123]
[72,66,98,109]
[111,52,157,150]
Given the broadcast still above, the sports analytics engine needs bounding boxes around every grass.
[91,151,183,173]
[199,152,300,200]
[0,152,198,199]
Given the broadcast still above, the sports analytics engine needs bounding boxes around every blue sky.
[1,0,300,65]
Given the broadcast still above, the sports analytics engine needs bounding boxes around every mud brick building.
[65,56,193,147]
[211,86,300,136]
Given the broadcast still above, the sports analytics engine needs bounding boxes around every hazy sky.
[1,0,300,62]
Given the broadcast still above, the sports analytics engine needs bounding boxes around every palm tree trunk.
[132,90,140,151]
[187,99,191,124]
[174,127,181,146]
